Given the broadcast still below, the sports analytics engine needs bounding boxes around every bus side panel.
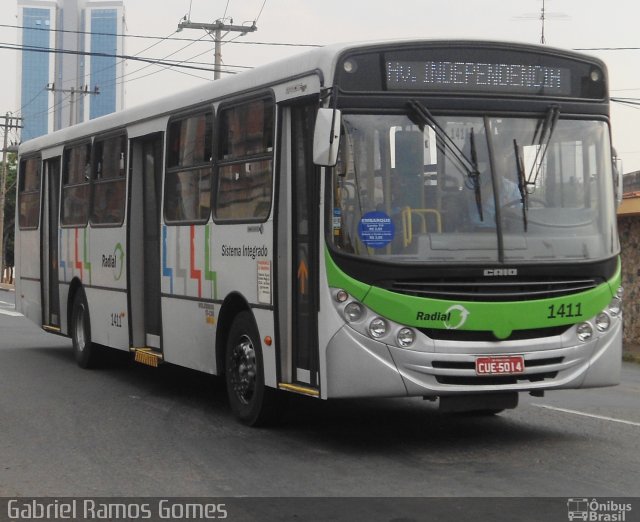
[16,229,41,325]
[85,287,129,350]
[58,227,91,335]
[88,227,127,291]
[160,224,216,372]
[214,222,276,386]
[213,223,273,309]
[159,221,276,380]
[82,226,129,350]
[252,307,277,388]
[161,296,215,373]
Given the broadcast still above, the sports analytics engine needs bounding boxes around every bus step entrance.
[132,347,164,368]
[42,325,61,333]
[278,383,320,397]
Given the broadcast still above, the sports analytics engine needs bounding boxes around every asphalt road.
[0,289,639,498]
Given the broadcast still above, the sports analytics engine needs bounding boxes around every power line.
[255,0,268,23]
[0,42,251,73]
[0,22,320,48]
[574,47,640,51]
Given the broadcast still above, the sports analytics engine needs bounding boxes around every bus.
[15,40,623,425]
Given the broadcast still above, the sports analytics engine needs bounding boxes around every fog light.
[344,302,364,322]
[595,312,611,332]
[608,297,622,317]
[336,289,349,303]
[397,328,415,347]
[576,322,593,342]
[369,317,387,338]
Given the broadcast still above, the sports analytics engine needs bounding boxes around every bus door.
[277,102,320,390]
[41,157,61,330]
[128,133,163,359]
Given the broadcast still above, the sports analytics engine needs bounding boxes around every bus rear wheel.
[225,311,278,426]
[71,290,100,368]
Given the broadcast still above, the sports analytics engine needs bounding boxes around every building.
[16,0,58,141]
[617,170,640,350]
[16,0,125,141]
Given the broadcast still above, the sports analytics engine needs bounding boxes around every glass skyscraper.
[88,8,118,119]
[18,5,55,141]
[17,0,125,141]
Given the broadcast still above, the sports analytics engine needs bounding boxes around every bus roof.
[18,39,604,155]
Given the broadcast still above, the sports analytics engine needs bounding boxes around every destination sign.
[385,60,571,95]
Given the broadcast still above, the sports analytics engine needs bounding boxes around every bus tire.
[225,311,278,426]
[70,289,100,369]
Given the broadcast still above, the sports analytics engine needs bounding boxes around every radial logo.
[443,304,470,330]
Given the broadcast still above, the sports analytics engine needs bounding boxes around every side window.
[164,112,213,223]
[18,157,41,230]
[61,142,91,226]
[91,134,126,225]
[214,98,274,221]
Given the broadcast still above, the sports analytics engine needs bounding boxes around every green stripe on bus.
[326,249,621,339]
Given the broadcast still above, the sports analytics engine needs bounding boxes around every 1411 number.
[547,302,582,319]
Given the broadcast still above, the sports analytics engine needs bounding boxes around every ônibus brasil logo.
[416,304,469,330]
[567,498,632,521]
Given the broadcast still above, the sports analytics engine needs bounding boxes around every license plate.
[475,355,525,375]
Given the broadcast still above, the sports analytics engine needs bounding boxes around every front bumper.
[324,320,621,399]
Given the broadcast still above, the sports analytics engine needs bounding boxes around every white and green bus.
[16,40,623,424]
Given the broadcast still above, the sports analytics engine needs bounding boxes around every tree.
[3,152,16,275]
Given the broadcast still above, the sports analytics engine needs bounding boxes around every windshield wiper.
[469,128,483,222]
[407,100,483,221]
[528,105,560,186]
[513,138,528,232]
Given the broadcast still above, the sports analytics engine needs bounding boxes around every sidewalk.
[0,282,14,292]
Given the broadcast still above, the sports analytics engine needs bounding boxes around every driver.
[468,143,520,229]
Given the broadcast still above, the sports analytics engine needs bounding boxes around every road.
[0,289,639,498]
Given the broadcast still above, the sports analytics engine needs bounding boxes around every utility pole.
[0,113,22,280]
[177,19,257,80]
[46,84,100,127]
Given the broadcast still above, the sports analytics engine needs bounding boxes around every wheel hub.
[230,335,256,405]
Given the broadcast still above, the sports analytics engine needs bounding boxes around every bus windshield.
[329,113,618,265]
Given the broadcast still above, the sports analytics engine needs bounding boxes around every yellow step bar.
[131,347,163,367]
[278,383,319,397]
[42,325,61,333]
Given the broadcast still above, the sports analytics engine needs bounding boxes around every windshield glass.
[330,114,618,264]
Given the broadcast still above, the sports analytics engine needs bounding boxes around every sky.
[2,0,640,172]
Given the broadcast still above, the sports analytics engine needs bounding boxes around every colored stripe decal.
[189,225,202,298]
[161,225,174,294]
[74,228,83,280]
[59,229,66,281]
[204,224,217,299]
[83,228,92,285]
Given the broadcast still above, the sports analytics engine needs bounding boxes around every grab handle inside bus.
[313,108,341,167]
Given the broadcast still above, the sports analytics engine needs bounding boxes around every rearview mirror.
[313,108,341,167]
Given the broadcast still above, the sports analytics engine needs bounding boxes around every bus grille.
[418,325,571,342]
[435,372,558,386]
[389,277,600,302]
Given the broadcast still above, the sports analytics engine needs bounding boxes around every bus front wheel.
[71,290,99,368]
[225,311,278,426]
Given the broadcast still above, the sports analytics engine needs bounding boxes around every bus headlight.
[608,297,622,317]
[595,312,611,332]
[397,328,415,347]
[369,317,387,338]
[576,322,593,342]
[344,302,364,322]
[335,289,349,303]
